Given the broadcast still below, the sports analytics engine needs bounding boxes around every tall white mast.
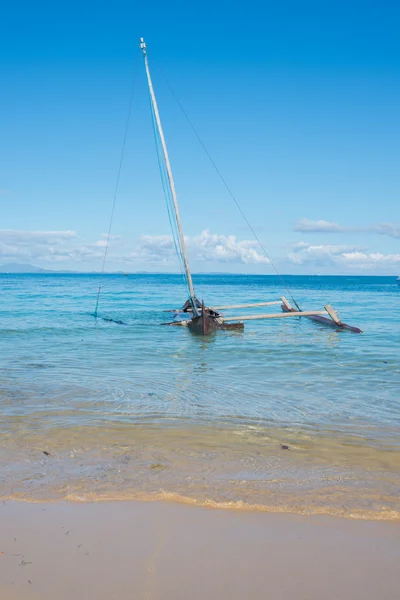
[140,38,197,308]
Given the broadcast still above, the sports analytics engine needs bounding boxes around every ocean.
[0,273,399,519]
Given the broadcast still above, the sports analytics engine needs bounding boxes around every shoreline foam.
[1,493,399,522]
[1,421,399,521]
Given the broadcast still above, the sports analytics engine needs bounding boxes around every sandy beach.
[0,500,399,600]
[2,0,400,596]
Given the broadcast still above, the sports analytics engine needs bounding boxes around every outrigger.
[140,38,362,335]
[163,297,362,334]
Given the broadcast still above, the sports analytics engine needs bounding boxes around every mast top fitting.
[139,37,147,54]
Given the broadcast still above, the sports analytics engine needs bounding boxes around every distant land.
[0,263,396,277]
[0,263,88,274]
[0,263,162,274]
[0,263,52,273]
[0,263,247,275]
[0,263,186,275]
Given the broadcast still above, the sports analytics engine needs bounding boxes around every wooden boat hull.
[281,305,362,333]
[161,318,244,331]
[187,312,217,335]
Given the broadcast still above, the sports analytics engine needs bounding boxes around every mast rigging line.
[94,55,139,318]
[156,66,301,311]
[148,95,189,294]
[140,38,199,315]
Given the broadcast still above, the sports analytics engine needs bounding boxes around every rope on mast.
[94,56,138,318]
[140,38,199,315]
[158,69,301,311]
[148,94,189,294]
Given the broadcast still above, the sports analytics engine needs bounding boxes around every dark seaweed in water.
[90,312,127,325]
[101,317,127,325]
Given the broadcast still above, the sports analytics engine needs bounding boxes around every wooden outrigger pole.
[217,296,361,332]
[141,38,362,336]
[279,297,362,333]
[166,296,362,333]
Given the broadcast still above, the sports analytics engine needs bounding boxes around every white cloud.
[129,235,175,264]
[288,242,400,269]
[2,227,397,273]
[373,223,400,239]
[0,229,76,244]
[0,228,268,267]
[0,229,106,264]
[341,251,400,266]
[130,230,269,265]
[288,242,361,266]
[294,219,346,233]
[294,219,400,239]
[189,230,269,264]
[100,233,122,240]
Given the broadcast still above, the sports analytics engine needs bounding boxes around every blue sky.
[1,0,399,273]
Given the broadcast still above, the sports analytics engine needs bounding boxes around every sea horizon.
[0,265,398,277]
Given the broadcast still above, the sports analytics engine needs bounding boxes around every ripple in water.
[0,273,399,519]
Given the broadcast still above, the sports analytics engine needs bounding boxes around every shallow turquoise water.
[0,274,399,518]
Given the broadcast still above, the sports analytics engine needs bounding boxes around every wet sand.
[2,422,400,519]
[0,501,399,600]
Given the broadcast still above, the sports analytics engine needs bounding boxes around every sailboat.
[140,38,236,335]
[139,38,362,335]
